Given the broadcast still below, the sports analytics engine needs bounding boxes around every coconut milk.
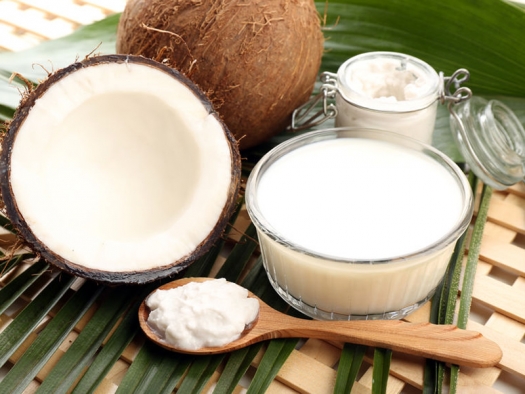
[247,131,471,319]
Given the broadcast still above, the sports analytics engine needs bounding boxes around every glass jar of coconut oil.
[331,52,440,144]
[290,51,525,190]
[291,51,444,144]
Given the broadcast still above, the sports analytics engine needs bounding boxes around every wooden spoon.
[139,277,502,368]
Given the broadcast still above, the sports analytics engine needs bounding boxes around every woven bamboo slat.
[0,1,524,393]
[0,0,125,51]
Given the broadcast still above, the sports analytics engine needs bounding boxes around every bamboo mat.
[0,1,524,393]
[0,0,125,51]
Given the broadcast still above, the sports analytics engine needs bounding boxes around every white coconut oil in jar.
[332,52,441,144]
[245,128,473,320]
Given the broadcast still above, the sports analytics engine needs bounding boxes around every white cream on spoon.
[146,278,259,350]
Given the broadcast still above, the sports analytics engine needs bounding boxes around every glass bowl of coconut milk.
[245,128,473,320]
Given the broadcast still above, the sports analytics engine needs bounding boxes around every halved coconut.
[0,55,241,284]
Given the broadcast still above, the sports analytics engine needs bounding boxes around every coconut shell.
[116,0,324,149]
[0,55,241,285]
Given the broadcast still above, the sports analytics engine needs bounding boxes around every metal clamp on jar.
[290,51,525,190]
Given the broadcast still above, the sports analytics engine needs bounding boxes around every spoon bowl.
[139,277,502,368]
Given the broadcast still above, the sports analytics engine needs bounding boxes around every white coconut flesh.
[9,61,233,272]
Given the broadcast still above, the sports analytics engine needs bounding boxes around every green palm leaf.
[115,340,191,393]
[0,273,75,368]
[176,355,225,393]
[71,291,146,394]
[214,345,264,394]
[36,286,136,393]
[0,0,521,392]
[320,0,525,93]
[0,281,103,393]
[216,223,259,282]
[247,339,299,394]
[372,348,393,394]
[334,343,367,393]
[0,257,44,315]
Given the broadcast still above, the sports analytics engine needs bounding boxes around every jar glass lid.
[449,96,525,190]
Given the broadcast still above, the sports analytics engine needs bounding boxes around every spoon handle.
[274,317,501,368]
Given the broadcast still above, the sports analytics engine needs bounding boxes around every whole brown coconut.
[116,0,324,149]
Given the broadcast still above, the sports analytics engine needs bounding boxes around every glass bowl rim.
[245,127,474,265]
